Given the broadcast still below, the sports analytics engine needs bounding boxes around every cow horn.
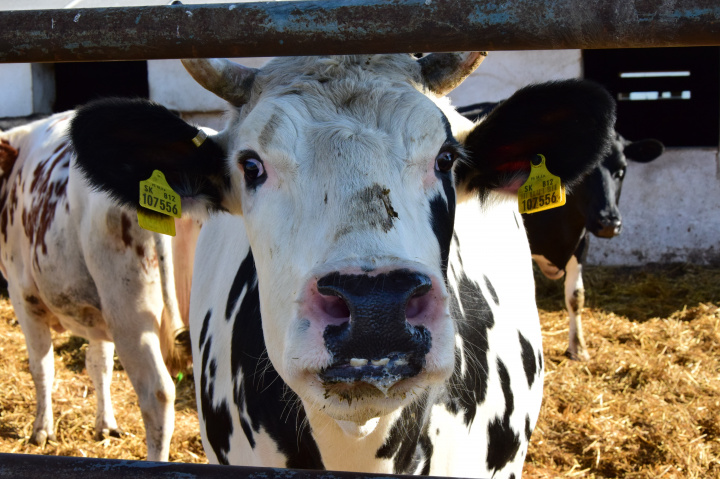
[181,58,258,106]
[418,52,488,96]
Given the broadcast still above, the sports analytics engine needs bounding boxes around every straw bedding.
[0,263,717,477]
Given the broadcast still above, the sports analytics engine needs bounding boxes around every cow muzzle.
[593,217,622,238]
[304,269,444,396]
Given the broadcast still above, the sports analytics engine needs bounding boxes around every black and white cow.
[71,54,615,477]
[0,114,199,459]
[461,103,664,360]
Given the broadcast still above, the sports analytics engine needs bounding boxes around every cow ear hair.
[455,79,616,196]
[623,138,665,163]
[71,97,229,215]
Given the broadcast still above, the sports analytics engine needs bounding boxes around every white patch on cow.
[336,417,380,438]
[306,407,399,472]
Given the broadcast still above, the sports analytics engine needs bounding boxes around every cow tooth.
[371,358,390,366]
[350,358,368,367]
[394,358,408,366]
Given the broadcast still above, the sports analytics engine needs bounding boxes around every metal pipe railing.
[1,0,719,63]
[0,453,471,479]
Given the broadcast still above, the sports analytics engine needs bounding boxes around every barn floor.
[0,263,718,477]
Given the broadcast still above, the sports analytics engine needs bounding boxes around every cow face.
[584,133,664,238]
[71,54,616,425]
[216,57,464,422]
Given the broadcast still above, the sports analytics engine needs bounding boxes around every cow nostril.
[406,291,431,324]
[318,294,350,325]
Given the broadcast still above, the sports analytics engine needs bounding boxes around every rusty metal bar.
[0,453,475,479]
[0,0,719,63]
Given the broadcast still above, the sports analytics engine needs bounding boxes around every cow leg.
[565,236,590,361]
[86,339,123,440]
[111,329,175,461]
[11,295,57,447]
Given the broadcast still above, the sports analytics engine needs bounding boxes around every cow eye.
[240,157,266,183]
[435,151,456,173]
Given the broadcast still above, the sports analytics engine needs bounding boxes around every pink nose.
[303,269,446,385]
[304,269,442,330]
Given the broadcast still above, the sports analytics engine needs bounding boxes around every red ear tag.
[518,154,566,214]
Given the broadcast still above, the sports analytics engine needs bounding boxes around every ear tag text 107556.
[518,154,566,214]
[137,170,182,236]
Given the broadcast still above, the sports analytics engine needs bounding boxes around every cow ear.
[623,138,665,163]
[455,80,616,196]
[71,98,229,216]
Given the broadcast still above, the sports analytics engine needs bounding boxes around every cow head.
[584,133,664,238]
[71,54,615,425]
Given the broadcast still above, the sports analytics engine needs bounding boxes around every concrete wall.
[588,148,720,265]
[1,64,36,117]
[448,50,583,106]
[0,63,54,118]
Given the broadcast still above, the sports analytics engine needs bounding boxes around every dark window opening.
[583,47,720,147]
[53,61,149,112]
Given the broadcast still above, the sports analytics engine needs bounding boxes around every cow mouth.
[319,353,423,398]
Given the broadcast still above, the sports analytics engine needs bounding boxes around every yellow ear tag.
[137,170,182,236]
[518,154,566,214]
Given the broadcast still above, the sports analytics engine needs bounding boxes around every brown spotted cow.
[0,112,198,461]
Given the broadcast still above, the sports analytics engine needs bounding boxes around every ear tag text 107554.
[518,154,566,214]
[137,170,182,236]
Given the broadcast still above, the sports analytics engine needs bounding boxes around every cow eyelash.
[435,148,459,173]
[238,151,267,186]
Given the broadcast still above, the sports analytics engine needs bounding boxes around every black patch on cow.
[452,233,463,268]
[229,250,324,469]
[429,192,454,277]
[509,474,516,479]
[446,271,494,426]
[537,348,543,371]
[226,251,256,320]
[525,414,532,442]
[418,428,434,475]
[198,310,233,465]
[376,394,432,474]
[240,417,256,449]
[484,275,499,306]
[486,359,521,473]
[199,310,211,349]
[518,332,537,388]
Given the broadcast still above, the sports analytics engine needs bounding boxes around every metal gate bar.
[1,0,719,64]
[0,453,471,479]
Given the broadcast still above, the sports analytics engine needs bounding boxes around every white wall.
[0,64,35,117]
[0,64,54,117]
[448,50,583,106]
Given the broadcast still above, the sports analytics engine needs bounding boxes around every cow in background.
[71,53,616,478]
[0,113,198,460]
[460,102,664,360]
